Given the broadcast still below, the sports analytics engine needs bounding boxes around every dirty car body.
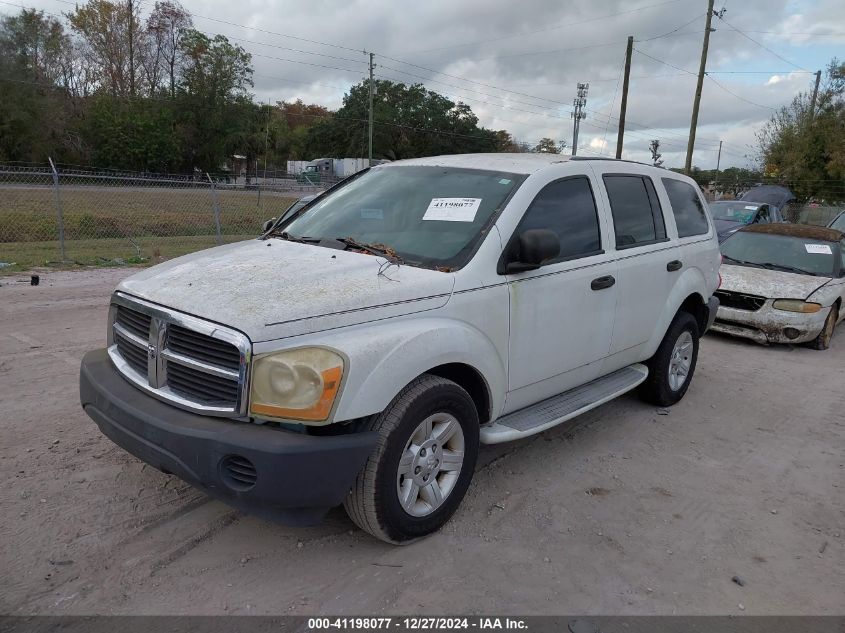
[79,153,721,542]
[713,224,845,345]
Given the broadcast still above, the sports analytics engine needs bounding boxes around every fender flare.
[643,267,709,357]
[318,317,507,422]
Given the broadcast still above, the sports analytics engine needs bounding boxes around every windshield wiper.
[722,255,760,267]
[272,231,320,243]
[336,237,403,262]
[757,262,815,276]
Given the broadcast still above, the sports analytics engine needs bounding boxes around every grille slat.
[715,290,766,312]
[167,363,239,403]
[116,335,147,375]
[167,325,240,371]
[116,306,152,339]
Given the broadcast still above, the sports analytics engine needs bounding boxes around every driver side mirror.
[505,229,560,273]
[262,218,277,232]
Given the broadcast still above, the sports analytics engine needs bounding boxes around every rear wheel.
[639,312,700,407]
[808,305,838,350]
[344,375,479,543]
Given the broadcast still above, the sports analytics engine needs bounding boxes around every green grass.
[0,186,296,273]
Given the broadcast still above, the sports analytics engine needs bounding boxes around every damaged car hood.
[118,239,455,341]
[720,264,830,299]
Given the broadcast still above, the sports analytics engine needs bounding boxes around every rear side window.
[662,178,710,237]
[516,176,601,261]
[603,175,666,248]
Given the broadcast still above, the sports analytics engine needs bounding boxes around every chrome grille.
[107,293,251,416]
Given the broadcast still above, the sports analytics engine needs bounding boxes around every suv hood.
[118,240,454,341]
[720,264,830,299]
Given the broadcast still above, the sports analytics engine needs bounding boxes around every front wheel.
[344,375,479,543]
[808,304,839,350]
[639,312,700,407]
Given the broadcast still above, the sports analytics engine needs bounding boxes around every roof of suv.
[388,153,662,175]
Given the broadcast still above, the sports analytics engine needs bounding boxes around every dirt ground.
[1,268,843,616]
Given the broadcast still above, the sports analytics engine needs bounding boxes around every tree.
[67,0,144,97]
[531,137,566,153]
[176,30,254,170]
[0,9,77,161]
[143,1,192,98]
[649,139,663,167]
[757,58,845,201]
[303,80,499,159]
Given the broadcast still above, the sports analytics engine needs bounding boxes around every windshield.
[829,212,845,232]
[710,201,759,223]
[721,230,836,277]
[281,165,525,269]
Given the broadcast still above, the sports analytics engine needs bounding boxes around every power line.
[405,0,693,54]
[705,75,775,111]
[637,13,706,42]
[715,14,809,71]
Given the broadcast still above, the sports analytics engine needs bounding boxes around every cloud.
[18,0,839,168]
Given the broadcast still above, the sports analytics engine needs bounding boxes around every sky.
[10,0,845,168]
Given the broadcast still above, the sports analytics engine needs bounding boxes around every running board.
[480,364,649,444]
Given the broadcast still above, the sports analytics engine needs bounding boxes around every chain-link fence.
[0,162,326,273]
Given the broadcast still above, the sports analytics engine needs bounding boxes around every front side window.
[662,177,710,237]
[757,206,771,223]
[512,176,602,262]
[282,166,525,270]
[604,175,666,247]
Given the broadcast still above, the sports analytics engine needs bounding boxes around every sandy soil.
[1,268,842,615]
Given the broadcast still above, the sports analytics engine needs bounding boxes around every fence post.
[48,157,67,261]
[206,172,222,244]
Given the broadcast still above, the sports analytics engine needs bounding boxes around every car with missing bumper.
[712,223,845,349]
[80,154,720,543]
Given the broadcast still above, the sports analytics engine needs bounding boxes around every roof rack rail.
[569,156,664,169]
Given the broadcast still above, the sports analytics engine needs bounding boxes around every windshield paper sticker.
[744,205,759,210]
[805,244,832,255]
[423,198,482,222]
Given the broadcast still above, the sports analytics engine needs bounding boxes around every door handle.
[667,260,683,272]
[591,275,616,291]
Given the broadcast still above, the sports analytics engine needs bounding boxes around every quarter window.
[604,175,666,247]
[662,177,710,237]
[514,176,602,262]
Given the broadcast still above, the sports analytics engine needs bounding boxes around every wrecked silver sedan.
[712,223,845,349]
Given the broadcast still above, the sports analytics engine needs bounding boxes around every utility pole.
[685,0,716,175]
[571,82,589,156]
[713,140,722,199]
[128,0,135,97]
[367,52,375,162]
[809,69,821,121]
[616,36,634,159]
[263,97,271,180]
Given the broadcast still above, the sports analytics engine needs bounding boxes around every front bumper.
[80,349,378,525]
[710,303,830,345]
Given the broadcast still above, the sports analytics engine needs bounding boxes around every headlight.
[772,299,823,313]
[250,348,344,422]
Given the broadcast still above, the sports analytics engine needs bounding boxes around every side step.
[480,364,649,444]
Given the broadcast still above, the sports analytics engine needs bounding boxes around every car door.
[593,168,683,358]
[503,173,618,412]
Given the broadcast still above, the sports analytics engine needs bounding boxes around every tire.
[639,311,700,407]
[343,374,480,543]
[808,304,838,350]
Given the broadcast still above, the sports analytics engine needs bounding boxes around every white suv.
[80,154,721,543]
